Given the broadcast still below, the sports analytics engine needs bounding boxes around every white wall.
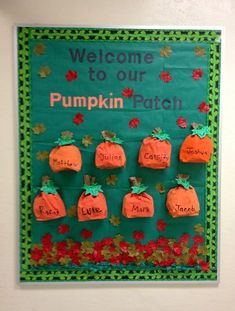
[0,0,235,310]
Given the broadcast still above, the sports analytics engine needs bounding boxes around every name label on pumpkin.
[144,153,168,161]
[99,153,122,161]
[81,207,103,216]
[186,147,208,156]
[175,204,195,213]
[52,158,79,167]
[39,205,60,216]
[131,204,151,214]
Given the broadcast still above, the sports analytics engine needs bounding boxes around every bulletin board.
[17,26,221,283]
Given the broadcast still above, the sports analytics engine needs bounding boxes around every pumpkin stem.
[129,177,142,186]
[152,127,162,134]
[84,175,96,185]
[40,176,58,194]
[101,130,123,145]
[82,175,103,197]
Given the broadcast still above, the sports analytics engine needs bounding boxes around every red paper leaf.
[122,87,134,97]
[65,70,78,81]
[156,219,167,231]
[173,243,182,256]
[192,68,203,80]
[80,229,92,239]
[199,260,209,272]
[198,101,210,113]
[73,112,84,125]
[192,235,204,244]
[31,247,43,261]
[179,233,190,244]
[159,71,172,83]
[133,231,144,241]
[58,224,70,234]
[129,117,140,128]
[176,116,187,128]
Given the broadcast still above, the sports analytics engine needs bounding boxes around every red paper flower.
[192,68,203,80]
[160,71,172,83]
[187,257,197,266]
[73,112,84,125]
[31,247,43,262]
[192,235,204,244]
[133,231,144,241]
[158,237,169,246]
[80,229,92,239]
[156,219,167,232]
[173,243,182,256]
[179,233,190,244]
[198,101,210,113]
[58,224,70,234]
[163,245,171,255]
[189,244,198,256]
[129,117,140,128]
[119,241,130,253]
[176,116,187,128]
[199,260,209,272]
[65,70,78,81]
[122,87,134,97]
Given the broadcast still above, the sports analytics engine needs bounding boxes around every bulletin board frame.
[16,25,222,283]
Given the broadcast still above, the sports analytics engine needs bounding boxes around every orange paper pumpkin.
[179,124,213,163]
[166,175,200,218]
[77,175,108,221]
[33,177,66,221]
[95,131,126,169]
[122,177,154,218]
[138,128,172,169]
[49,131,82,173]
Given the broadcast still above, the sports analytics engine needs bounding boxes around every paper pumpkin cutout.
[122,177,154,218]
[33,176,66,221]
[138,128,172,169]
[179,123,213,163]
[166,175,200,218]
[49,131,82,173]
[95,131,126,169]
[77,175,108,221]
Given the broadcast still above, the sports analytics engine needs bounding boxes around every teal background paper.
[18,27,221,282]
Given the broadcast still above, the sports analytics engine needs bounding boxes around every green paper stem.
[129,177,148,194]
[101,130,123,145]
[40,178,58,194]
[82,175,103,197]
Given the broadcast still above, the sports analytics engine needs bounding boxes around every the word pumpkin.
[95,130,126,169]
[77,175,108,221]
[138,128,172,169]
[166,175,200,218]
[179,123,213,163]
[49,131,82,173]
[33,177,66,221]
[122,177,154,218]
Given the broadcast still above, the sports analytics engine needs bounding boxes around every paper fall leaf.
[67,205,77,217]
[38,66,51,78]
[36,151,49,161]
[34,43,46,55]
[195,46,206,57]
[32,123,46,135]
[155,183,165,193]
[106,175,118,186]
[109,215,121,227]
[194,223,204,234]
[160,46,172,57]
[82,135,93,147]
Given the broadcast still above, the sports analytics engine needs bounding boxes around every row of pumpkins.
[49,124,213,173]
[33,124,213,221]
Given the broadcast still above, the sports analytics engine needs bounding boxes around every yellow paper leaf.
[109,215,121,227]
[195,46,206,57]
[36,151,49,161]
[194,223,204,234]
[34,43,46,55]
[32,123,46,135]
[106,175,118,186]
[160,46,172,57]
[38,66,51,78]
[67,205,77,217]
[128,245,139,257]
[113,234,124,245]
[82,135,93,147]
[198,245,208,255]
[155,183,165,193]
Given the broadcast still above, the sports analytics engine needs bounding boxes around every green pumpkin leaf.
[191,125,210,138]
[175,178,191,190]
[131,184,148,194]
[40,180,58,194]
[151,128,170,141]
[82,183,103,197]
[105,136,123,145]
